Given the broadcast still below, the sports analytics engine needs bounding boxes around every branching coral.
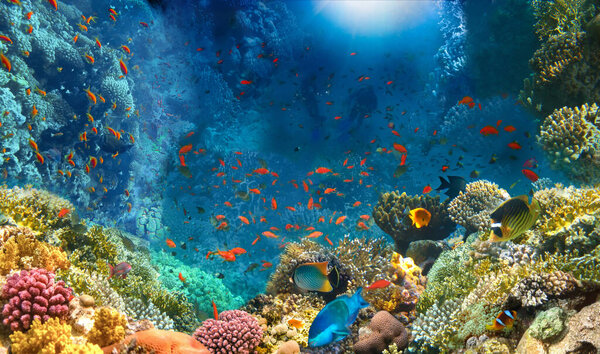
[447,180,510,235]
[86,307,128,347]
[531,0,594,41]
[9,317,102,354]
[373,192,455,252]
[124,296,174,330]
[0,226,69,275]
[538,105,600,183]
[0,185,74,234]
[507,270,580,307]
[194,310,263,353]
[410,298,461,352]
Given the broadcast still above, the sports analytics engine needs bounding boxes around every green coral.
[0,185,74,234]
[151,250,243,317]
[531,0,595,41]
[10,318,102,354]
[529,307,567,342]
[86,307,127,347]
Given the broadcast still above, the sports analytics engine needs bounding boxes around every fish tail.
[436,176,449,191]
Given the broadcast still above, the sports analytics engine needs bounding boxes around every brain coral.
[447,180,510,234]
[1,268,72,332]
[373,192,455,252]
[354,311,408,353]
[538,103,600,183]
[193,309,263,354]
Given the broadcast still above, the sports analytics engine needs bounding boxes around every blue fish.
[308,287,369,347]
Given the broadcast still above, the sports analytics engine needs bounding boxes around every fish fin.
[318,280,333,292]
[332,328,351,341]
[107,262,114,279]
[504,310,515,319]
[489,230,501,242]
[436,176,449,191]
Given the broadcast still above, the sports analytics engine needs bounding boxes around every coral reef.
[447,180,510,234]
[86,307,128,347]
[538,103,600,183]
[193,309,263,353]
[0,225,70,275]
[9,317,102,354]
[354,311,408,353]
[545,300,600,352]
[1,268,72,331]
[124,296,174,330]
[528,307,567,342]
[410,298,461,352]
[506,270,579,307]
[373,192,455,252]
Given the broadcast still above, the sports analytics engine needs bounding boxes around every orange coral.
[101,329,210,354]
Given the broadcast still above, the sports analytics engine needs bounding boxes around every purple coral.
[1,268,72,331]
[193,309,263,353]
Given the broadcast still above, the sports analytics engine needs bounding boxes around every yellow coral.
[534,185,600,235]
[391,252,423,285]
[9,317,102,354]
[86,307,127,347]
[0,226,69,275]
[0,185,74,234]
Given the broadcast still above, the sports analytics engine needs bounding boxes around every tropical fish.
[365,279,391,290]
[521,169,539,182]
[166,238,176,248]
[486,310,516,331]
[178,272,186,283]
[58,208,70,218]
[107,262,132,279]
[409,208,431,228]
[293,261,339,293]
[288,319,304,329]
[308,288,369,347]
[480,126,499,136]
[489,195,540,242]
[436,176,467,199]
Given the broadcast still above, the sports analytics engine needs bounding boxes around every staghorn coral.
[447,180,510,235]
[538,104,600,183]
[0,226,69,275]
[1,268,72,332]
[193,309,263,354]
[0,185,74,234]
[531,0,595,41]
[373,192,455,252]
[9,317,102,354]
[86,307,128,347]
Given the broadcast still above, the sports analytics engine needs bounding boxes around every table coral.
[373,192,455,252]
[86,307,128,347]
[193,309,263,354]
[1,268,72,332]
[9,317,102,354]
[538,104,600,183]
[447,180,510,235]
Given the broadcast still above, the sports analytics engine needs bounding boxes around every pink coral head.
[193,310,263,353]
[0,268,72,332]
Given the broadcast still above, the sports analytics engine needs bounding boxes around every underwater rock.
[275,340,300,354]
[547,301,600,353]
[353,311,408,354]
[529,307,567,343]
[373,192,455,252]
[405,240,445,274]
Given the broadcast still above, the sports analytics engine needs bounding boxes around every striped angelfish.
[489,195,540,242]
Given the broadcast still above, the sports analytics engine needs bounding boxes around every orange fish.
[0,52,11,72]
[504,125,516,132]
[307,197,314,210]
[166,238,176,248]
[271,197,277,210]
[35,152,44,164]
[0,35,12,44]
[25,12,33,20]
[73,34,78,43]
[458,96,473,105]
[480,126,499,136]
[315,167,332,174]
[522,169,539,182]
[28,139,38,151]
[229,247,247,255]
[288,319,303,329]
[335,216,347,225]
[94,37,101,48]
[357,221,369,230]
[286,206,296,211]
[84,87,96,104]
[212,301,218,320]
[238,216,250,225]
[353,201,361,207]
[119,57,128,75]
[262,231,279,238]
[58,208,70,218]
[306,231,323,238]
[324,188,336,194]
[84,53,94,64]
[393,143,407,153]
[254,168,269,175]
[365,279,391,290]
[508,141,522,150]
[47,0,57,10]
[249,188,261,194]
[179,144,193,154]
[178,272,186,283]
[423,185,432,194]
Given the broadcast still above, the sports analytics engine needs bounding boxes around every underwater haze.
[0,0,599,353]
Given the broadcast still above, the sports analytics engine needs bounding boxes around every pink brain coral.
[193,310,263,354]
[1,268,72,331]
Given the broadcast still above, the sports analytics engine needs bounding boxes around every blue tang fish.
[308,287,369,347]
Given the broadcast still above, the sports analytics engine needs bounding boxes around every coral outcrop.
[193,310,263,353]
[373,192,455,252]
[447,180,510,234]
[1,268,72,331]
[354,311,408,353]
[86,307,128,347]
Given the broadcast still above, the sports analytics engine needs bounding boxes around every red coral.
[193,310,263,354]
[1,268,72,331]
